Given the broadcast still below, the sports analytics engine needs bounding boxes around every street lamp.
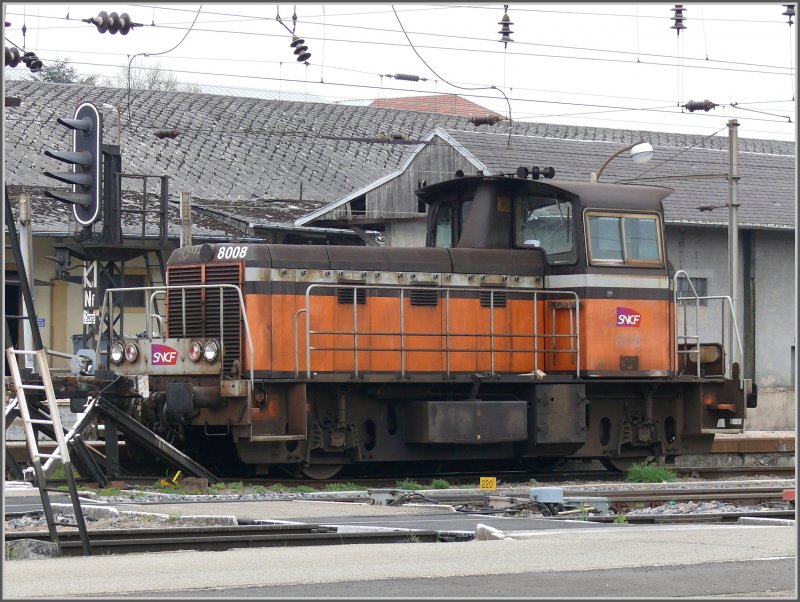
[590,141,654,182]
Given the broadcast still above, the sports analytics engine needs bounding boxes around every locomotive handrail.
[672,270,744,387]
[299,283,580,379]
[97,284,255,393]
[673,269,703,380]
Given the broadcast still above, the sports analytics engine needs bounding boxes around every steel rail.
[4,523,460,556]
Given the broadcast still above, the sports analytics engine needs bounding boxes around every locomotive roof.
[414,175,673,212]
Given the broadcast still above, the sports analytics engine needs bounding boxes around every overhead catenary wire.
[126,4,204,123]
[20,47,794,116]
[7,8,794,76]
[5,5,794,138]
[390,4,513,148]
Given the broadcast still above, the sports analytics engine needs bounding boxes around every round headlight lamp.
[203,339,220,363]
[110,342,125,365]
[124,342,139,363]
[188,341,203,362]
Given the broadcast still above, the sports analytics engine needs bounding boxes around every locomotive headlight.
[124,342,140,363]
[188,341,203,362]
[110,342,125,365]
[203,339,220,363]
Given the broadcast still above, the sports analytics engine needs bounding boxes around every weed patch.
[396,479,423,490]
[323,482,359,492]
[625,463,677,483]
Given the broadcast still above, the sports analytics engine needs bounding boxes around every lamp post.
[727,119,740,369]
[590,141,654,182]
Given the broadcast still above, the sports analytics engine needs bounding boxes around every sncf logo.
[152,343,179,366]
[617,307,642,327]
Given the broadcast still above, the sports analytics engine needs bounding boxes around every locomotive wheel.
[600,456,654,473]
[301,464,343,480]
[279,463,343,480]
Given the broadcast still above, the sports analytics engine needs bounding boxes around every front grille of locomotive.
[166,263,243,374]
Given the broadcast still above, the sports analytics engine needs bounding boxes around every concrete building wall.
[751,229,795,386]
[747,229,796,430]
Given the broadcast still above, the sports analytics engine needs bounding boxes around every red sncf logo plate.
[616,307,641,327]
[152,343,179,365]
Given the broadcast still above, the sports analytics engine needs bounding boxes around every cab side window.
[431,204,455,248]
[586,211,663,266]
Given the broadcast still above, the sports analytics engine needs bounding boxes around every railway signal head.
[43,101,103,226]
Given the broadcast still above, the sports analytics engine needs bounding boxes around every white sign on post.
[82,261,98,325]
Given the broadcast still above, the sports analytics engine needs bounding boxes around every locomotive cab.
[420,174,577,266]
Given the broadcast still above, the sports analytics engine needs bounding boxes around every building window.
[675,276,708,306]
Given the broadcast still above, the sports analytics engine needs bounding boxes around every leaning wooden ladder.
[6,347,92,556]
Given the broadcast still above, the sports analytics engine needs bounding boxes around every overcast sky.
[3,3,797,141]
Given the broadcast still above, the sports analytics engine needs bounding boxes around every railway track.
[3,522,471,557]
[5,479,794,556]
[34,462,795,494]
[368,482,796,510]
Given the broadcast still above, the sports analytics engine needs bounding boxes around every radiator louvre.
[166,263,242,374]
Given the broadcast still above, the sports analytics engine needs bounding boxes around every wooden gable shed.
[296,128,492,245]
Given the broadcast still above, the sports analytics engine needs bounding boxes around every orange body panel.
[575,299,672,373]
[244,291,558,375]
[244,291,672,376]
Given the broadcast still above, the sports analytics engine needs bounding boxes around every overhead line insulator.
[83,11,141,35]
[683,99,717,112]
[498,5,514,47]
[671,4,687,36]
[783,4,795,25]
[290,35,311,63]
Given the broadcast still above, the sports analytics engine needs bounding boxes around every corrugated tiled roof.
[3,80,498,234]
[3,80,795,236]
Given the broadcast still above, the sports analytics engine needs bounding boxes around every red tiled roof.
[371,94,503,119]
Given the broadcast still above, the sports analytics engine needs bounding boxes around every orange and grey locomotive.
[101,171,755,477]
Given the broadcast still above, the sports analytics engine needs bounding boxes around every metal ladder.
[5,346,92,555]
[5,185,91,554]
[145,250,166,313]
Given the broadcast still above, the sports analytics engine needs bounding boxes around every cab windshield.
[514,195,575,264]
